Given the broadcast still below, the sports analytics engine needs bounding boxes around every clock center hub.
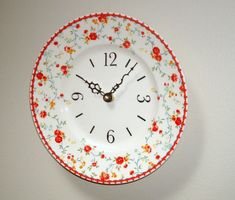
[103,92,113,103]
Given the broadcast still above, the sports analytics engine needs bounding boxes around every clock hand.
[110,62,138,94]
[76,74,105,96]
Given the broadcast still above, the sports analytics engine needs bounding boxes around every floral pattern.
[30,13,187,184]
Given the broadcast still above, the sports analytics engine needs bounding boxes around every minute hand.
[110,63,138,94]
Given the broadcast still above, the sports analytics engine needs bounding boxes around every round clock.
[30,13,188,184]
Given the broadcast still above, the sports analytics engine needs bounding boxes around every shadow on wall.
[65,83,204,200]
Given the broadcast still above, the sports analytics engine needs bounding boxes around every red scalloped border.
[30,12,188,185]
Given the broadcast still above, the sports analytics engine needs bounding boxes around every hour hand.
[76,74,105,96]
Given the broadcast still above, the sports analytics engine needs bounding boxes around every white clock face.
[62,45,158,152]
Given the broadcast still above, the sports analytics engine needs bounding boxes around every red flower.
[92,162,97,167]
[36,72,44,80]
[40,111,47,118]
[141,31,145,36]
[123,40,131,48]
[84,145,92,153]
[176,109,180,114]
[179,84,185,92]
[152,53,162,62]
[116,156,124,165]
[38,82,43,87]
[171,73,178,82]
[153,47,160,55]
[54,130,62,136]
[175,117,182,126]
[76,24,80,29]
[84,29,88,34]
[129,170,134,175]
[98,14,107,23]
[155,155,160,160]
[61,65,68,75]
[108,36,112,41]
[114,27,119,32]
[152,126,158,132]
[55,135,63,143]
[124,164,128,168]
[151,120,158,132]
[101,154,105,159]
[43,76,47,81]
[53,41,58,46]
[100,172,109,181]
[56,64,59,68]
[89,32,97,40]
[33,102,38,108]
[60,93,64,97]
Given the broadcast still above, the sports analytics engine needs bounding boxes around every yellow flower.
[50,100,55,109]
[111,172,117,178]
[92,19,98,24]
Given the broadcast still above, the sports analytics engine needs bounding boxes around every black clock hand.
[76,74,105,96]
[110,62,138,94]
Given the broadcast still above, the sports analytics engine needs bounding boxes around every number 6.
[107,130,115,143]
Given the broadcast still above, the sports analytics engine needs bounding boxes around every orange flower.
[142,144,152,153]
[100,172,109,181]
[50,100,55,109]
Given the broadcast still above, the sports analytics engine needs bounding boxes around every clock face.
[63,45,158,152]
[30,13,187,184]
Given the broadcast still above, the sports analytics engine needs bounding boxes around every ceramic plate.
[30,13,188,184]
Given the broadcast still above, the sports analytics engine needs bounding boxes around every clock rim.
[29,12,188,185]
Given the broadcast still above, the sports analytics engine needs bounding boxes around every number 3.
[137,95,151,103]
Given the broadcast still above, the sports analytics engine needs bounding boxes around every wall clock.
[30,13,188,184]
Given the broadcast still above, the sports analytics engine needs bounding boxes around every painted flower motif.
[116,156,124,165]
[100,172,109,181]
[151,46,162,62]
[101,154,105,159]
[53,41,58,46]
[33,102,38,108]
[75,24,80,29]
[54,129,64,143]
[50,100,55,109]
[153,47,160,55]
[179,84,185,92]
[111,172,117,178]
[64,46,75,54]
[89,32,97,40]
[130,170,134,175]
[175,117,182,126]
[98,14,108,23]
[61,65,68,75]
[108,36,112,41]
[40,110,47,118]
[92,162,97,167]
[171,73,178,82]
[114,27,119,32]
[123,40,131,48]
[84,145,92,153]
[155,155,160,160]
[152,53,162,62]
[36,72,44,80]
[55,135,63,143]
[142,144,152,153]
[151,120,158,132]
